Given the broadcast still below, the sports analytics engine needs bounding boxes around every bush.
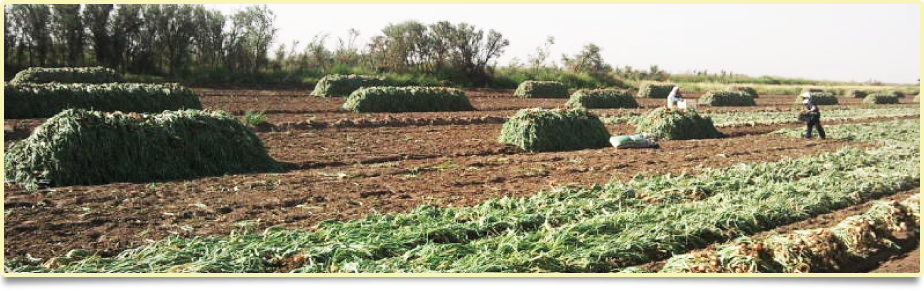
[10,67,123,84]
[311,74,388,97]
[636,82,676,98]
[342,86,475,113]
[498,108,611,152]
[4,83,203,119]
[698,90,757,106]
[844,89,868,98]
[795,92,839,105]
[725,85,759,98]
[565,89,639,109]
[512,81,569,98]
[862,93,900,105]
[631,107,724,140]
[4,109,281,189]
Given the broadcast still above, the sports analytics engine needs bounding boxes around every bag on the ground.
[610,133,660,149]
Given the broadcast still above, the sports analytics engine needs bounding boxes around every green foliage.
[636,82,675,98]
[497,108,611,152]
[10,67,123,84]
[341,86,475,113]
[565,89,639,109]
[886,90,906,98]
[4,109,281,190]
[796,92,839,105]
[844,89,868,98]
[698,90,756,107]
[724,85,759,98]
[4,82,203,119]
[631,108,724,140]
[862,93,900,105]
[242,110,268,127]
[512,81,569,98]
[311,74,389,97]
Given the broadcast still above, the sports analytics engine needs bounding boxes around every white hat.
[800,92,811,99]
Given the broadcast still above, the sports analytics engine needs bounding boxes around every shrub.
[242,110,269,127]
[725,85,759,98]
[862,93,900,105]
[311,74,388,97]
[342,86,475,113]
[698,90,756,106]
[4,109,281,189]
[10,67,123,84]
[631,107,724,140]
[795,92,839,105]
[4,83,203,119]
[844,89,868,98]
[565,89,639,109]
[513,81,569,98]
[636,82,676,98]
[498,108,611,152]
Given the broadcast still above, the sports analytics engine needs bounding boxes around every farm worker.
[801,92,826,139]
[667,86,684,109]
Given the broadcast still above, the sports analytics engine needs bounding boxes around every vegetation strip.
[4,82,202,119]
[5,119,917,273]
[600,108,920,127]
[650,195,919,273]
[10,66,123,84]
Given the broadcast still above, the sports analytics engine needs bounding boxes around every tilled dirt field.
[2,88,920,272]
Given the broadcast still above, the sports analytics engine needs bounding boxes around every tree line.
[5,4,816,87]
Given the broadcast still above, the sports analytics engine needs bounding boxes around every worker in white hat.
[800,92,826,139]
[667,86,684,109]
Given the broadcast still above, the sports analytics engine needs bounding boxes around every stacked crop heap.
[342,86,475,113]
[4,109,281,190]
[564,89,639,109]
[636,82,675,98]
[915,95,920,102]
[844,89,868,98]
[5,83,203,119]
[698,90,756,106]
[886,90,906,98]
[725,85,759,98]
[513,81,569,98]
[498,108,611,152]
[631,107,724,140]
[311,74,388,97]
[795,92,839,105]
[10,67,123,84]
[863,93,900,105]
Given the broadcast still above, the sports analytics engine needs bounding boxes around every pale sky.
[209,4,920,84]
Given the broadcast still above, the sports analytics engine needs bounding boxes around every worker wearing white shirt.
[667,86,684,109]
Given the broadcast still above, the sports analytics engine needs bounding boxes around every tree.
[51,4,83,66]
[110,4,143,72]
[562,43,610,76]
[528,36,555,74]
[227,5,277,74]
[83,4,113,67]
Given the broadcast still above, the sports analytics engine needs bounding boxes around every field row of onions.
[5,120,919,273]
[600,107,920,127]
[647,195,919,273]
